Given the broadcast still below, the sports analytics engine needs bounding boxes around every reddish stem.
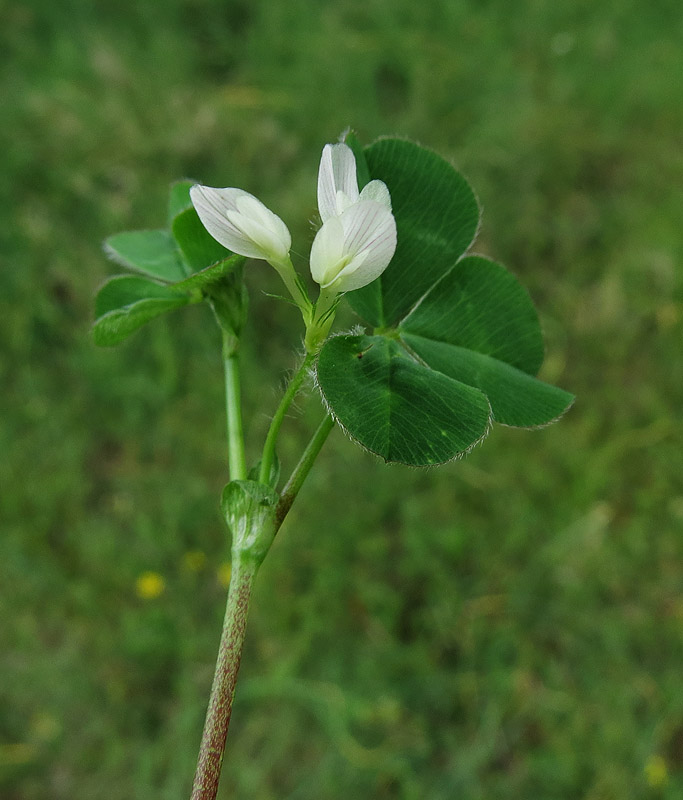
[190,555,257,800]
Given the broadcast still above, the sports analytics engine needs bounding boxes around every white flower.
[311,144,396,293]
[310,201,397,292]
[317,143,392,223]
[190,185,291,264]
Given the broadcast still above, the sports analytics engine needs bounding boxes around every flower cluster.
[190,141,397,349]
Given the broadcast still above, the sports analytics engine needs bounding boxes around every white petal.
[234,194,291,248]
[334,189,355,216]
[226,208,290,261]
[317,143,359,222]
[359,179,392,210]
[310,201,397,293]
[333,201,397,292]
[230,194,291,259]
[191,185,290,261]
[309,216,346,287]
[340,200,397,268]
[325,250,370,292]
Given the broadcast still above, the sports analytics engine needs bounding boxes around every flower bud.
[190,185,291,264]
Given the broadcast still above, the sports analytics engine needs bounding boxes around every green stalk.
[222,332,247,481]
[276,413,335,529]
[191,327,331,799]
[258,351,316,485]
[190,552,258,800]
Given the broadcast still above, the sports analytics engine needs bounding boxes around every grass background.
[2,0,682,798]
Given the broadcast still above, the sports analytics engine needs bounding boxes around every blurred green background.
[2,0,682,798]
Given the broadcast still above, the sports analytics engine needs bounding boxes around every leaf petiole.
[276,413,335,529]
[258,351,316,485]
[222,330,247,481]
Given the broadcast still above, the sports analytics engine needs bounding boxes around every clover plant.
[94,131,573,799]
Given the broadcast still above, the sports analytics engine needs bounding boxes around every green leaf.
[399,255,574,426]
[104,230,187,283]
[347,139,480,328]
[171,206,234,272]
[402,335,574,427]
[318,254,573,462]
[168,180,195,223]
[93,275,190,347]
[401,255,544,375]
[317,334,491,466]
[170,254,246,293]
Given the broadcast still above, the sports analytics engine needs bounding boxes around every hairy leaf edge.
[314,331,493,467]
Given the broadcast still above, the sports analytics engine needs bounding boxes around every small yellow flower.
[0,743,36,765]
[645,754,668,788]
[656,302,679,330]
[217,562,232,589]
[30,713,60,742]
[135,571,165,599]
[182,550,207,573]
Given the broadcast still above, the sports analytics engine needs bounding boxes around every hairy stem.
[190,553,258,800]
[258,352,316,485]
